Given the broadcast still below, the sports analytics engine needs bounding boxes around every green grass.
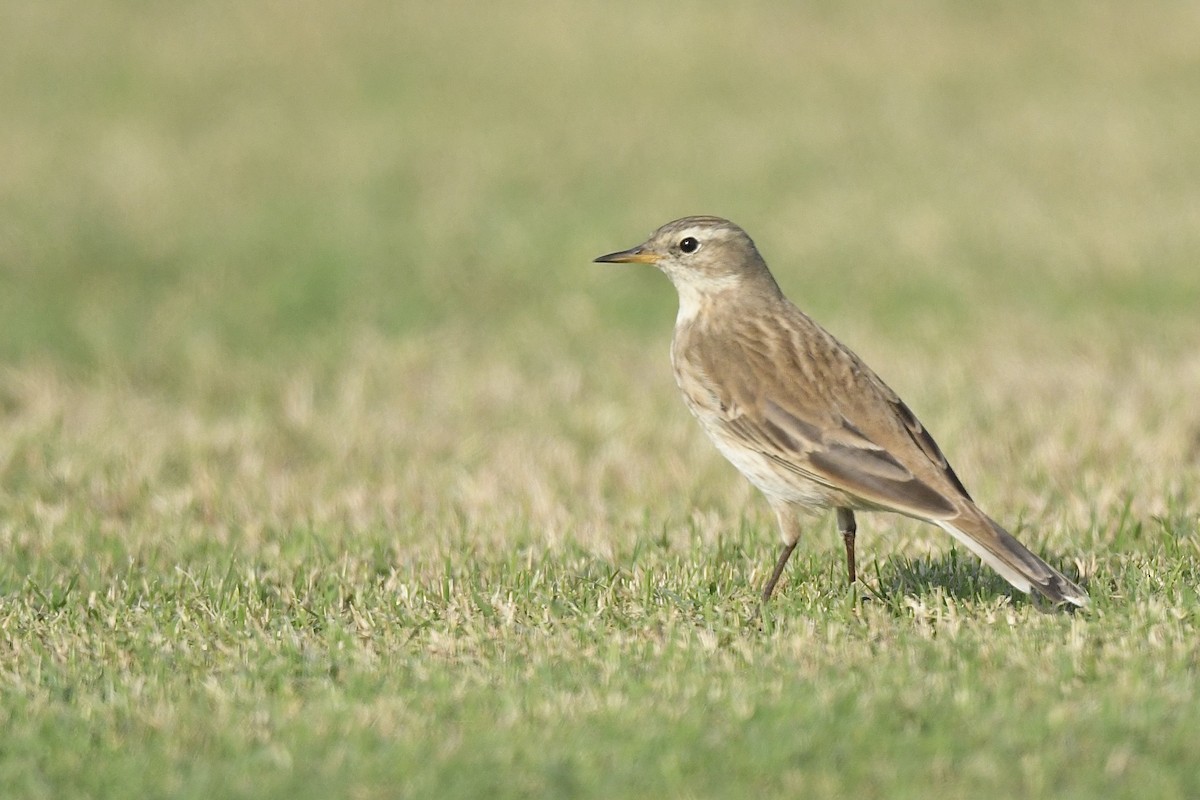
[2,1,1200,797]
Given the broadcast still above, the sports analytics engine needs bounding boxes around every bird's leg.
[762,504,801,602]
[762,541,798,602]
[836,507,857,585]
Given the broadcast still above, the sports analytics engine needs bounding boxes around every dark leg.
[761,540,798,602]
[762,503,802,602]
[836,507,857,585]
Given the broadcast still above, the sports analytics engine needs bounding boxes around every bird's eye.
[679,236,700,253]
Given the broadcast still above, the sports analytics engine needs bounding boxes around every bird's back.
[672,288,973,520]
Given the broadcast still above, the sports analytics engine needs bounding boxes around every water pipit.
[595,216,1088,608]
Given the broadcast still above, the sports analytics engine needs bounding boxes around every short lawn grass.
[2,2,1199,798]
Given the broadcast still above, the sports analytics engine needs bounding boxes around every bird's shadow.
[855,548,1088,613]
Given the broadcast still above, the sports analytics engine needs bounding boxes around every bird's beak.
[593,244,661,265]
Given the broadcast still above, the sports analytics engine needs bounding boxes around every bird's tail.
[935,510,1089,608]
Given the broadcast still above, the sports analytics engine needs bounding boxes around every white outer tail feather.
[936,521,1033,594]
[935,521,1089,608]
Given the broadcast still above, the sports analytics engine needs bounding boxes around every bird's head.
[594,216,775,294]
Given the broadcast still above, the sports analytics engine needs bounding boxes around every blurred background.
[5,1,1198,363]
[5,6,1200,794]
[1,1,1198,558]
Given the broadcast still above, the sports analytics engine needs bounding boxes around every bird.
[594,216,1088,608]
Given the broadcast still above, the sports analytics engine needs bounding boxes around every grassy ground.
[2,1,1200,797]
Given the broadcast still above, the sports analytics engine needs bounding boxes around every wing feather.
[761,399,958,518]
[682,300,972,521]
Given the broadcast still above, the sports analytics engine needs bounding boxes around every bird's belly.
[697,413,841,510]
[672,347,848,510]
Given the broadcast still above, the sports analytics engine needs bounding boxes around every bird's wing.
[756,398,959,519]
[692,322,969,521]
[880,393,973,501]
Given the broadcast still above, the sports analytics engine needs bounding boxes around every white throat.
[671,272,742,327]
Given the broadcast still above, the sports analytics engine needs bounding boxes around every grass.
[2,1,1200,797]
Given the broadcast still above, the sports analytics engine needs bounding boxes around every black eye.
[679,236,700,253]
